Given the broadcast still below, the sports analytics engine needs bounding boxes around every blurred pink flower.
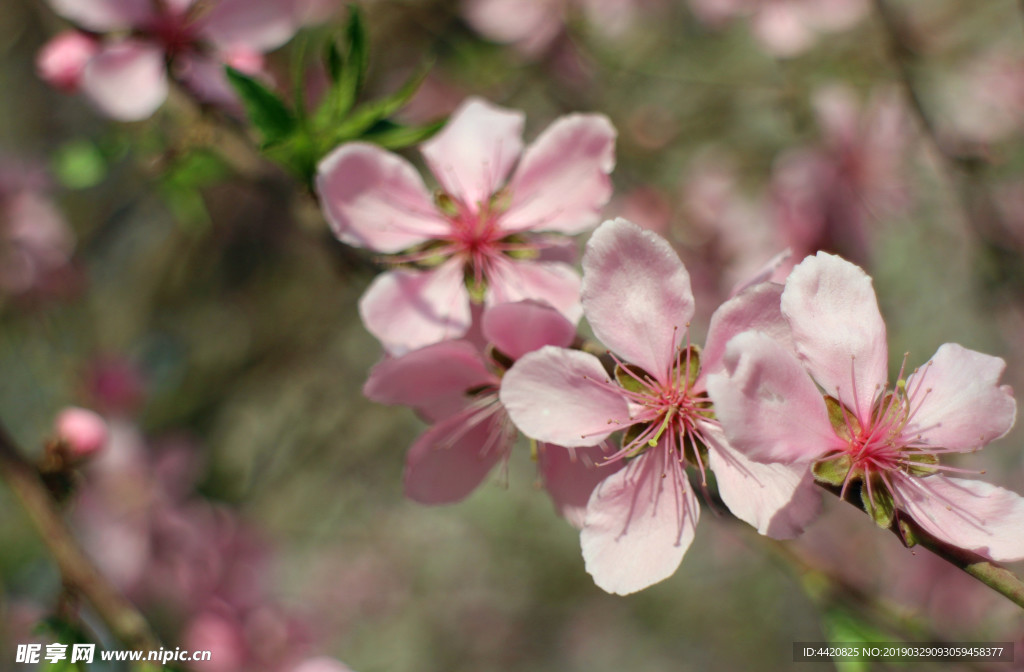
[290,658,355,672]
[688,0,867,57]
[501,219,818,594]
[463,0,657,57]
[364,300,615,524]
[41,0,304,119]
[771,85,909,264]
[709,252,1024,561]
[0,160,76,297]
[317,97,616,353]
[35,30,99,92]
[680,154,790,303]
[55,407,108,458]
[939,50,1024,145]
[83,355,148,415]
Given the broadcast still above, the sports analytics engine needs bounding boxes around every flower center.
[600,344,713,470]
[145,10,198,58]
[808,354,983,528]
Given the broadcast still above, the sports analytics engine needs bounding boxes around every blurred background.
[1,0,1024,670]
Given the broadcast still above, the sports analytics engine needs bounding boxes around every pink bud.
[222,45,264,75]
[36,31,99,93]
[183,612,247,672]
[55,407,108,458]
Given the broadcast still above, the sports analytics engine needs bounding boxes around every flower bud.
[55,407,108,459]
[36,31,99,93]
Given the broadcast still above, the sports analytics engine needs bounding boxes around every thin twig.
[0,421,160,652]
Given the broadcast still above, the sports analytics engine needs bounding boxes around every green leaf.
[811,453,853,486]
[225,66,296,146]
[53,140,106,189]
[331,62,432,143]
[361,118,447,150]
[160,182,210,231]
[860,481,895,528]
[822,607,894,672]
[615,364,653,395]
[315,6,369,128]
[825,395,859,440]
[325,39,343,84]
[675,345,701,388]
[620,423,648,458]
[898,518,919,548]
[163,151,228,189]
[904,450,939,476]
[344,4,369,94]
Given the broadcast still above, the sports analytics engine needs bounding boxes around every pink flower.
[42,0,301,120]
[771,85,909,265]
[708,252,1024,561]
[290,658,355,672]
[0,160,76,297]
[500,219,818,594]
[363,301,614,524]
[55,407,109,458]
[35,31,99,92]
[463,0,657,57]
[317,97,616,354]
[688,0,867,57]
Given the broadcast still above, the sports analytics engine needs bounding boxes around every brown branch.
[0,421,160,652]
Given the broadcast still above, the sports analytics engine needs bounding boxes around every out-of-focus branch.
[0,421,160,652]
[872,0,1016,253]
[871,0,948,165]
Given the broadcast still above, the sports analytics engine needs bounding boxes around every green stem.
[898,517,1024,610]
[0,421,160,652]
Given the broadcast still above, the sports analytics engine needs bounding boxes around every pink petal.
[501,114,617,235]
[174,53,240,109]
[500,347,630,447]
[752,2,815,57]
[539,442,623,529]
[904,343,1017,452]
[290,658,355,672]
[581,448,699,595]
[404,408,510,504]
[363,340,495,421]
[705,425,821,538]
[728,248,793,297]
[482,300,577,360]
[80,40,168,121]
[581,219,693,383]
[781,252,888,422]
[421,98,524,207]
[702,282,790,376]
[46,0,152,31]
[463,0,563,54]
[485,258,583,326]
[200,0,299,52]
[896,476,1024,562]
[316,143,450,253]
[358,260,471,355]
[707,331,843,464]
